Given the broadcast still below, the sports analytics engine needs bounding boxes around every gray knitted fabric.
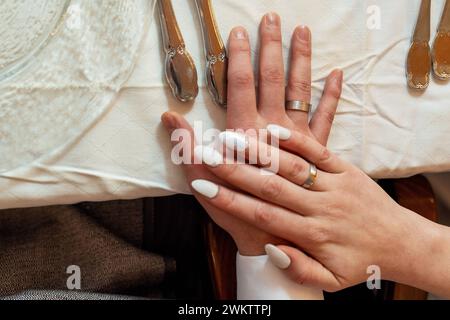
[0,200,170,299]
[2,290,147,301]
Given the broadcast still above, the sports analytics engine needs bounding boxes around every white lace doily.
[0,0,70,80]
[0,0,152,173]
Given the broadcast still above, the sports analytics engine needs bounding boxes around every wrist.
[384,206,450,296]
[408,223,450,297]
[381,206,428,283]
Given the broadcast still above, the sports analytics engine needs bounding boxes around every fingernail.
[266,12,279,26]
[234,28,247,40]
[194,146,223,167]
[297,25,310,41]
[219,132,249,152]
[191,180,220,199]
[265,244,291,270]
[161,113,178,131]
[267,124,292,140]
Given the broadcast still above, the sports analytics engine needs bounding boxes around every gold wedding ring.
[285,100,312,113]
[302,164,318,189]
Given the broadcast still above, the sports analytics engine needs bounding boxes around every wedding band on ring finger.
[277,156,324,191]
[285,100,312,113]
[302,163,318,189]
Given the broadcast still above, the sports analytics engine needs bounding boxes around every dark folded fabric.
[0,200,171,298]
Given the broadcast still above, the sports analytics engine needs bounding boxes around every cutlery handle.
[413,0,431,42]
[196,0,225,55]
[438,0,450,32]
[158,0,185,51]
[196,0,228,107]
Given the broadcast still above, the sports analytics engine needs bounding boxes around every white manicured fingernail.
[219,132,248,152]
[194,146,223,167]
[267,124,292,140]
[265,244,291,270]
[191,180,219,199]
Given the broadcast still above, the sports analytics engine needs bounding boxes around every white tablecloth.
[1,0,450,210]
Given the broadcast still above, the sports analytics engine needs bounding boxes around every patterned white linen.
[0,0,150,173]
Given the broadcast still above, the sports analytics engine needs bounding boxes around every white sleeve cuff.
[236,253,324,300]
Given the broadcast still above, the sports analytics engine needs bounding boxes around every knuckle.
[288,79,311,96]
[229,70,253,88]
[296,133,309,148]
[322,201,343,218]
[306,223,329,244]
[292,42,312,58]
[223,163,240,178]
[260,176,283,200]
[261,30,282,43]
[325,84,342,99]
[287,157,306,179]
[253,202,274,226]
[293,267,313,286]
[322,202,336,215]
[229,38,250,53]
[236,43,250,54]
[220,189,236,211]
[261,67,284,85]
[318,147,332,163]
[317,110,336,126]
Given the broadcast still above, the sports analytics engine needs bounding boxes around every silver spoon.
[196,0,228,107]
[406,0,432,90]
[432,0,450,80]
[158,0,199,102]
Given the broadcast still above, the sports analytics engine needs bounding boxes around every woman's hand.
[162,13,343,256]
[188,127,450,296]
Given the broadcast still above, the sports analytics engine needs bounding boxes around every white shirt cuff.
[236,253,324,300]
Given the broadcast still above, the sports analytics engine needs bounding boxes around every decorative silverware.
[196,0,228,107]
[406,0,432,90]
[158,0,198,102]
[432,0,450,80]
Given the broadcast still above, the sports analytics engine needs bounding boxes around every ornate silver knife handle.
[196,0,228,107]
[158,0,198,102]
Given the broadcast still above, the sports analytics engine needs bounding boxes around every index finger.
[191,179,312,245]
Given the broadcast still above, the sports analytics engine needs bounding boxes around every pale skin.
[163,13,343,255]
[161,13,450,298]
[189,131,450,298]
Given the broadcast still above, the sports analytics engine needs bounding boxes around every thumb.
[265,244,341,292]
